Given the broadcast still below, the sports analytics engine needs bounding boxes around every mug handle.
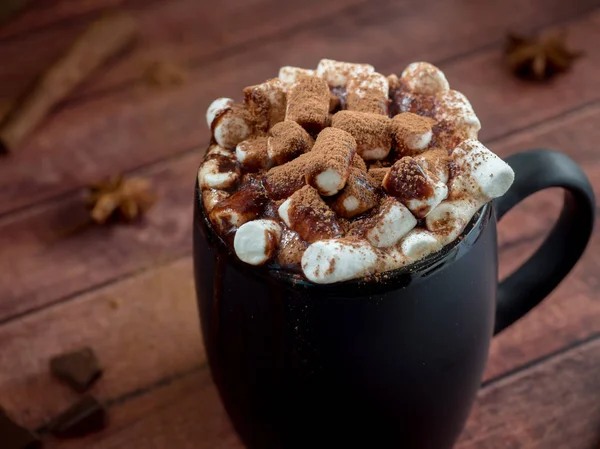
[493,149,596,334]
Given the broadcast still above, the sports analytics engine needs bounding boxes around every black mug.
[193,150,595,449]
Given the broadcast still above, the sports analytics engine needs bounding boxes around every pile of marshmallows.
[198,59,515,284]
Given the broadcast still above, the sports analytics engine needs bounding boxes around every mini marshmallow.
[367,167,389,187]
[197,154,240,190]
[400,229,442,260]
[434,90,481,140]
[285,75,330,133]
[210,102,254,149]
[267,120,314,165]
[425,199,478,243]
[236,137,272,172]
[305,128,357,195]
[383,157,448,218]
[316,59,374,87]
[351,154,367,172]
[209,185,267,233]
[401,62,450,95]
[264,153,310,200]
[278,185,343,243]
[206,98,233,128]
[366,198,417,248]
[206,144,232,158]
[279,66,315,91]
[346,72,389,115]
[331,111,391,161]
[391,112,436,156]
[302,239,378,284]
[202,189,230,213]
[330,168,378,218]
[450,140,515,200]
[415,149,451,184]
[244,78,286,131]
[234,219,282,265]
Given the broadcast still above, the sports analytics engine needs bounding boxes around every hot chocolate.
[198,59,515,284]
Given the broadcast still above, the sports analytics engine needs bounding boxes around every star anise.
[87,175,156,224]
[505,30,582,81]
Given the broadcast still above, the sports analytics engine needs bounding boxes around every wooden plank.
[458,337,600,448]
[43,334,600,448]
[74,0,599,98]
[45,368,244,449]
[0,0,125,41]
[0,258,204,428]
[0,4,597,215]
[0,150,198,321]
[0,0,371,103]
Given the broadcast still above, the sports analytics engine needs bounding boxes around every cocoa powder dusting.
[305,128,356,191]
[287,185,343,243]
[268,120,314,165]
[367,167,390,187]
[285,75,330,134]
[383,157,433,201]
[331,110,391,159]
[391,112,436,155]
[264,153,311,200]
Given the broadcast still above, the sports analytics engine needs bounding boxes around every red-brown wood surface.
[0,1,599,448]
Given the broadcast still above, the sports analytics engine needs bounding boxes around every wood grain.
[73,0,599,99]
[0,4,597,215]
[458,337,600,448]
[42,334,600,448]
[0,0,371,103]
[0,258,203,428]
[0,0,125,40]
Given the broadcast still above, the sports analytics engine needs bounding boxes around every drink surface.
[198,59,514,284]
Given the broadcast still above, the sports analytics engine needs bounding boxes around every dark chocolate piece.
[48,395,107,439]
[50,347,102,393]
[0,408,42,449]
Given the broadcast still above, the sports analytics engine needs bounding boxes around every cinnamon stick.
[0,13,137,153]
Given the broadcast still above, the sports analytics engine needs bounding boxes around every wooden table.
[0,0,599,447]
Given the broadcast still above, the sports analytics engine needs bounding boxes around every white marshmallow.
[244,78,286,130]
[401,62,450,95]
[278,185,343,243]
[366,198,417,248]
[405,128,432,151]
[435,90,481,138]
[278,66,315,91]
[213,110,253,149]
[346,72,389,115]
[400,229,442,260]
[314,169,345,196]
[425,199,478,243]
[278,198,292,228]
[234,219,282,265]
[206,144,232,158]
[316,59,374,87]
[405,176,448,218]
[206,98,233,128]
[197,157,239,190]
[415,149,450,184]
[451,140,515,200]
[383,157,448,218]
[235,138,272,172]
[202,189,229,213]
[302,239,378,284]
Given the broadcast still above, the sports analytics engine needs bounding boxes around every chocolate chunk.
[50,347,102,393]
[0,409,41,449]
[48,395,107,439]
